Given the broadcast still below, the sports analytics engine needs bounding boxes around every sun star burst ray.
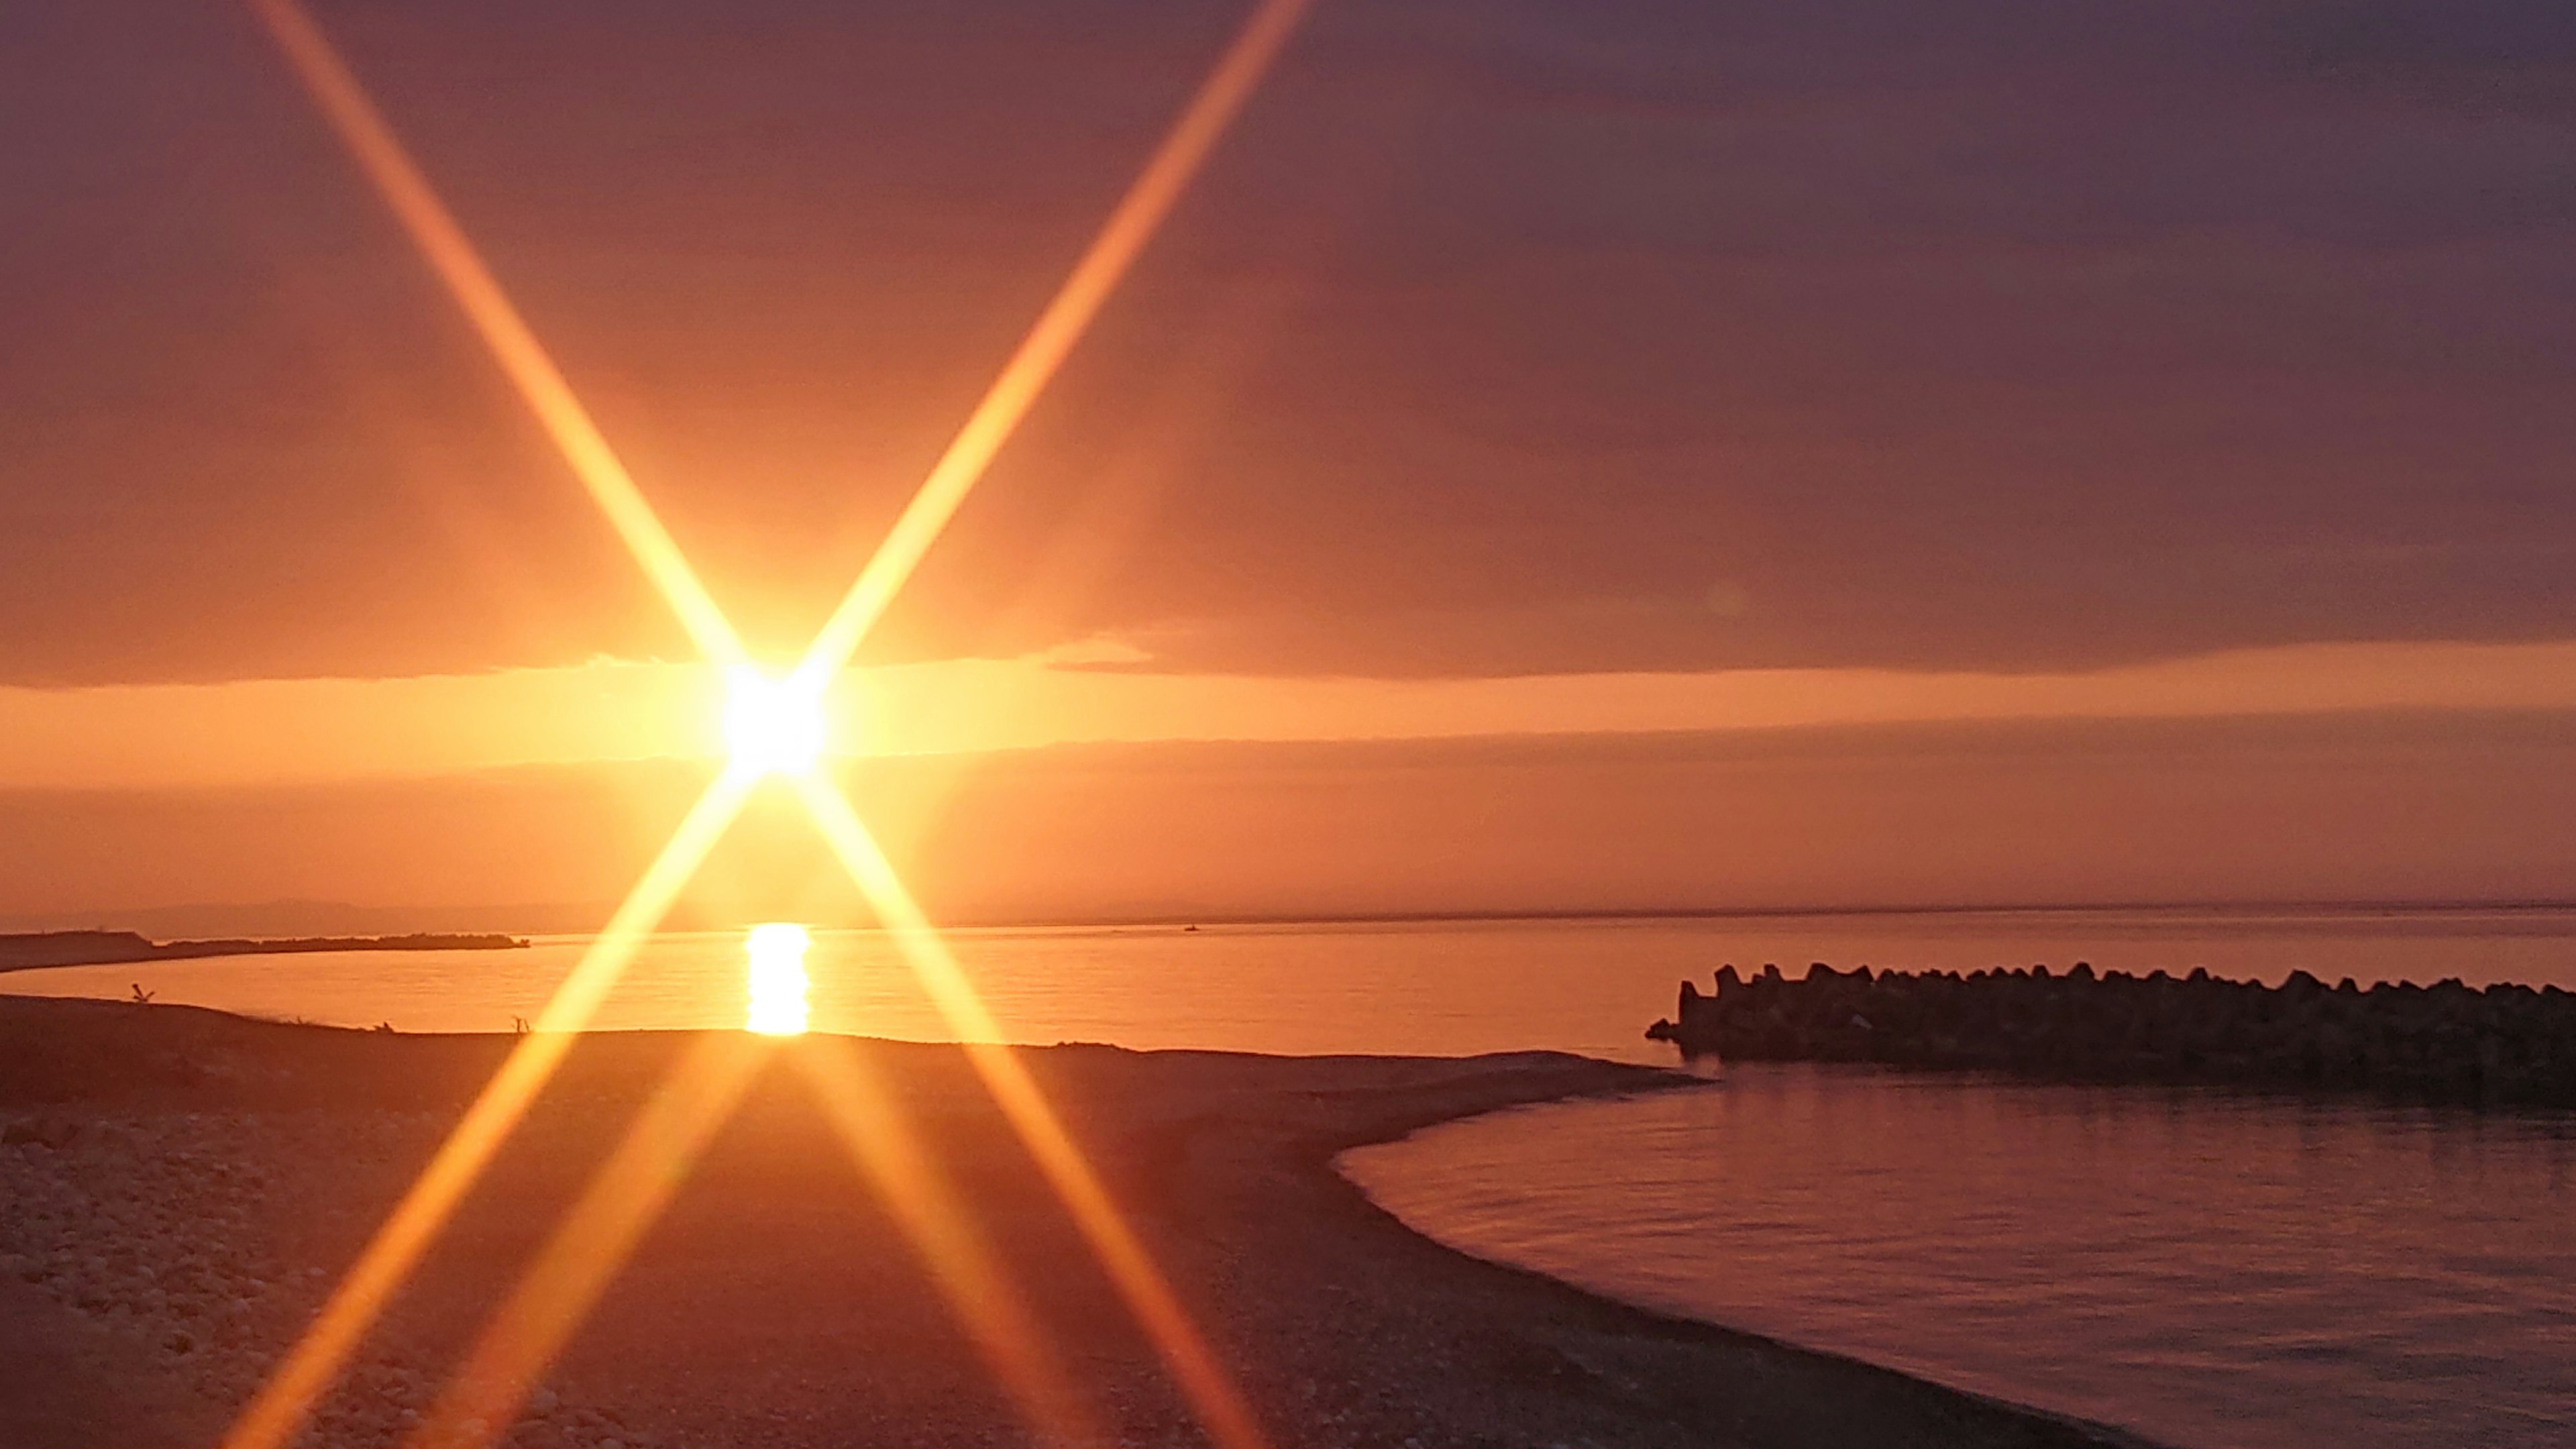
[787,1038,1111,1449]
[231,1,1314,1446]
[220,766,759,1449]
[404,1031,777,1449]
[792,775,1273,1449]
[246,0,747,671]
[794,0,1313,692]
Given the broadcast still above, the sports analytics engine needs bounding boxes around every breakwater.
[1647,963,2576,1106]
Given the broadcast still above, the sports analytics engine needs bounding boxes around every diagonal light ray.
[220,765,758,1449]
[790,1039,1108,1448]
[406,1030,777,1449]
[792,773,1273,1449]
[248,0,748,671]
[793,0,1312,690]
[777,37,1311,1437]
[234,1,1316,1445]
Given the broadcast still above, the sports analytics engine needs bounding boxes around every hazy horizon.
[17,894,2576,949]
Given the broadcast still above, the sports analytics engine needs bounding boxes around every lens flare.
[796,0,1315,691]
[408,1032,777,1449]
[217,765,757,1449]
[789,775,1271,1449]
[789,1040,1107,1448]
[238,2,1311,1447]
[745,922,813,1036]
[244,0,747,672]
[724,666,826,776]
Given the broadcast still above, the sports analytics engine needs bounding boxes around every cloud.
[4,637,2574,790]
[1,0,2569,686]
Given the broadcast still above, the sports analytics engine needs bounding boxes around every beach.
[0,997,2141,1448]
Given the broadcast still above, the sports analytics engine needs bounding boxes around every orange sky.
[4,1,2573,927]
[6,709,2573,932]
[3,637,2575,928]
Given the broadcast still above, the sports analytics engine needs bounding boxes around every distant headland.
[0,929,528,973]
[1650,961,2576,1107]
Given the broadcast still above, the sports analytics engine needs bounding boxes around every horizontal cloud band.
[5,638,2575,792]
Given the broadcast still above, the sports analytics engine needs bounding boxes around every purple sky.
[5,0,2572,687]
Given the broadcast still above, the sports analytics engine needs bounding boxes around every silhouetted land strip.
[0,998,2150,1449]
[1648,962,2576,1106]
[0,930,527,973]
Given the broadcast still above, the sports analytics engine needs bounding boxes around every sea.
[8,906,2574,1448]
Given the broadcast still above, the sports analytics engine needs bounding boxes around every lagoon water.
[1344,1071,2576,1449]
[10,906,2576,1446]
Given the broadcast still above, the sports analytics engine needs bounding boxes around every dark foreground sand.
[0,998,2148,1449]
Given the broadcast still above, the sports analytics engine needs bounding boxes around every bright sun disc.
[745,923,812,1036]
[724,666,826,775]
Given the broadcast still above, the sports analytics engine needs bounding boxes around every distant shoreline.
[561,896,2576,939]
[0,930,528,975]
[13,897,2572,946]
[975,896,2576,931]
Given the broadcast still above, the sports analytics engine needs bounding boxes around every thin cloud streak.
[7,639,2575,790]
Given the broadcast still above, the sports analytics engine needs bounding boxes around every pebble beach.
[0,998,2151,1448]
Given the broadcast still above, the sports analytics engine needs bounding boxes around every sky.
[3,0,2572,925]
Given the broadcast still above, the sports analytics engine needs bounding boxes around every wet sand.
[0,998,2147,1448]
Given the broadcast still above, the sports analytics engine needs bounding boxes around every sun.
[723,666,826,775]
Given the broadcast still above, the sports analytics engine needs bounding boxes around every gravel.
[0,1000,2147,1449]
[0,1108,678,1449]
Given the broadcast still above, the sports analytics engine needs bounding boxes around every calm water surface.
[9,908,2575,1447]
[1344,1073,2576,1449]
[8,907,2574,1051]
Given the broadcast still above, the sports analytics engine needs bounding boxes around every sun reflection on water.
[745,922,812,1036]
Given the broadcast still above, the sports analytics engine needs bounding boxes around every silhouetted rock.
[1651,962,2576,1107]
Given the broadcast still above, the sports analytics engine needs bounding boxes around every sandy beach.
[0,998,2144,1448]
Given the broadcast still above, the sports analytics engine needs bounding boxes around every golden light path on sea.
[222,3,1313,1448]
[743,922,813,1037]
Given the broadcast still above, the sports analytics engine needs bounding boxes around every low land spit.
[1649,963,2576,1105]
[0,998,2144,1449]
[0,931,527,973]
